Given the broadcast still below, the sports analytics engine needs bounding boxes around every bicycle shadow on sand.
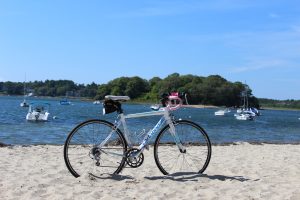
[88,173,135,181]
[144,172,252,182]
[88,172,253,183]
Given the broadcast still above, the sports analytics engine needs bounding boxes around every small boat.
[26,102,50,121]
[235,113,254,121]
[237,108,243,114]
[60,98,71,105]
[236,108,259,117]
[249,107,261,116]
[150,104,160,111]
[20,99,29,107]
[235,85,260,120]
[215,108,231,116]
[93,100,101,105]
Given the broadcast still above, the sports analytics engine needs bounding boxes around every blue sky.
[0,0,299,100]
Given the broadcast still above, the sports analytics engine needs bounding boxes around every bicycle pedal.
[145,145,149,150]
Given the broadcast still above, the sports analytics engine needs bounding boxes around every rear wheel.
[64,119,127,178]
[154,120,211,175]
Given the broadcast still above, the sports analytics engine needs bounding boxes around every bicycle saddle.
[105,95,130,101]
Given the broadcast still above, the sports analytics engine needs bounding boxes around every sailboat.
[235,85,257,121]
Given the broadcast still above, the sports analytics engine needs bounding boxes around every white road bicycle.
[64,94,212,178]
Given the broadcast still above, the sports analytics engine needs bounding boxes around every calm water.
[0,96,299,145]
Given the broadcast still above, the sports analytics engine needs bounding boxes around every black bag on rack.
[103,99,121,114]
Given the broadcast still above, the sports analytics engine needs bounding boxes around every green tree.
[125,77,149,98]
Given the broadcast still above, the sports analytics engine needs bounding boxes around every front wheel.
[154,120,211,175]
[64,119,127,178]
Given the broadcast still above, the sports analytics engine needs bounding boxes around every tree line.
[0,80,98,98]
[259,98,300,109]
[0,73,260,107]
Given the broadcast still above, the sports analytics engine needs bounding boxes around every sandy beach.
[0,143,299,200]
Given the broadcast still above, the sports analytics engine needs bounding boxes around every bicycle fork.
[164,112,186,153]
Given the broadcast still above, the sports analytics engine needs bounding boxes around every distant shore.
[260,106,300,111]
[1,95,300,111]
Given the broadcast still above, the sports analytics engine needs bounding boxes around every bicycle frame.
[99,106,186,157]
[122,108,168,150]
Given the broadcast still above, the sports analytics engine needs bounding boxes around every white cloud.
[274,78,300,84]
[109,0,263,18]
[230,59,288,73]
[171,24,300,74]
[291,25,300,32]
[268,13,280,19]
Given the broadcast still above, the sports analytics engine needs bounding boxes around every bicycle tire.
[154,120,211,175]
[64,119,127,178]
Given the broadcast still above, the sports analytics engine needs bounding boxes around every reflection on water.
[0,96,299,145]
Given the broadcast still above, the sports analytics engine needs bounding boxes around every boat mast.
[184,93,189,105]
[23,73,27,98]
[243,82,249,109]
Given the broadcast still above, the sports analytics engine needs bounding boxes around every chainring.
[126,148,144,168]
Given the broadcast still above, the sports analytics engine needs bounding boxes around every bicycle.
[64,94,212,178]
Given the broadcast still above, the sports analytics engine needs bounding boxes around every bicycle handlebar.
[167,95,183,111]
[160,94,183,111]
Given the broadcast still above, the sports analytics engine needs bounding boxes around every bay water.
[0,96,299,145]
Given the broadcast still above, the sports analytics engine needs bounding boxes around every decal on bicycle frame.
[139,117,165,150]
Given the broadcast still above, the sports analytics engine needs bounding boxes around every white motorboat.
[93,100,101,105]
[26,102,50,121]
[237,108,243,114]
[150,104,160,111]
[249,107,261,116]
[236,108,259,117]
[243,109,256,117]
[20,99,29,107]
[215,108,231,116]
[235,113,253,121]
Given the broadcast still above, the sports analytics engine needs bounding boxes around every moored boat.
[215,108,231,116]
[93,100,101,105]
[60,98,71,105]
[235,84,260,120]
[234,113,254,121]
[20,99,29,107]
[26,102,50,121]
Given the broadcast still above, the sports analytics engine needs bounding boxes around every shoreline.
[183,104,219,109]
[1,141,300,147]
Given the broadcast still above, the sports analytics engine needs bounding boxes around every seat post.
[116,102,123,114]
[119,113,132,147]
